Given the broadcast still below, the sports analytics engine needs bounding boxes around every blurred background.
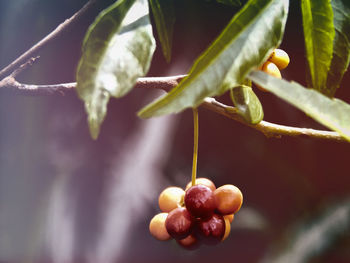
[0,0,350,262]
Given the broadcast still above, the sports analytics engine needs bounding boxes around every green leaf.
[216,0,242,7]
[76,0,156,139]
[230,85,264,124]
[326,0,350,96]
[249,70,350,141]
[301,0,335,95]
[138,0,289,118]
[149,0,175,62]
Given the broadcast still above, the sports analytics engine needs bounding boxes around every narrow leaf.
[76,0,156,139]
[249,70,350,141]
[326,0,350,96]
[301,0,335,94]
[230,85,264,124]
[149,0,175,62]
[138,0,289,118]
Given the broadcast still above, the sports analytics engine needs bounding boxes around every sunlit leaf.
[249,70,350,141]
[230,85,264,124]
[301,0,335,95]
[149,0,175,62]
[76,0,156,139]
[138,0,289,118]
[326,0,350,96]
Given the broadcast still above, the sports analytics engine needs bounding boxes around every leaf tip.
[88,117,101,140]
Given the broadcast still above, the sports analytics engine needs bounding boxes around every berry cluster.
[149,178,243,250]
[256,48,290,92]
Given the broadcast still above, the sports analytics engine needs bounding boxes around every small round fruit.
[185,185,216,218]
[185,178,216,192]
[269,49,290,70]
[165,207,194,240]
[214,184,243,215]
[262,61,282,79]
[177,234,201,250]
[224,213,234,223]
[197,213,226,245]
[255,61,281,92]
[222,216,231,241]
[158,186,185,212]
[149,213,171,241]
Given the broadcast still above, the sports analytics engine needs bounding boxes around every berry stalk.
[191,108,199,187]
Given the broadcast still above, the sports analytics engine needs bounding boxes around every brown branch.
[202,98,344,142]
[0,74,346,142]
[0,0,99,80]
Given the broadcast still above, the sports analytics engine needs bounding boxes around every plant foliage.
[76,0,350,140]
[249,71,350,141]
[301,0,335,95]
[138,0,289,118]
[76,0,155,139]
[149,0,175,62]
[326,0,350,96]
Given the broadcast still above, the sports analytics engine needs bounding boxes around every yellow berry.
[214,184,243,215]
[158,186,185,212]
[269,49,290,70]
[149,213,171,241]
[224,213,234,223]
[262,61,282,79]
[222,216,231,241]
[185,177,216,192]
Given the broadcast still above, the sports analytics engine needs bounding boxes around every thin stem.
[0,0,98,80]
[0,75,346,142]
[192,108,199,186]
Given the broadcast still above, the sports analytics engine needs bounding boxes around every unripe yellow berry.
[262,61,282,79]
[269,49,290,70]
[185,177,216,192]
[222,216,231,241]
[255,61,282,92]
[214,184,243,215]
[149,213,171,241]
[158,186,185,212]
[224,213,234,223]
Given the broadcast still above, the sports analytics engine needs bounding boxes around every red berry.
[185,185,216,218]
[197,213,225,245]
[165,207,194,240]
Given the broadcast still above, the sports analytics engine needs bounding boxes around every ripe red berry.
[185,184,216,218]
[165,207,194,240]
[197,213,225,245]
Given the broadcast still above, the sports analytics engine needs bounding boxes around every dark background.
[0,0,349,262]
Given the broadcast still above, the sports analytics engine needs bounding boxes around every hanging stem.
[191,107,199,186]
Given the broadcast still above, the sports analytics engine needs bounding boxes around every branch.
[0,0,98,80]
[0,75,346,142]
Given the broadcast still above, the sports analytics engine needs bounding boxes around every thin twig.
[0,74,346,142]
[0,0,98,80]
[202,98,344,142]
[9,56,40,78]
